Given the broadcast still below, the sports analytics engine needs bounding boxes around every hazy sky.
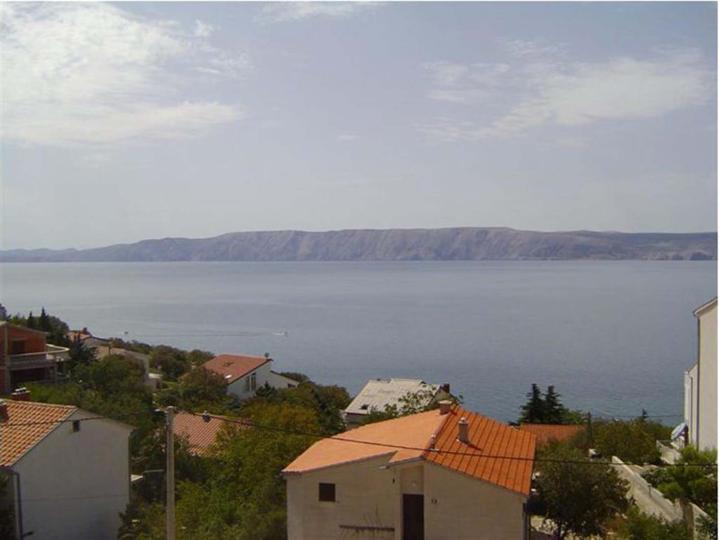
[1,2,716,249]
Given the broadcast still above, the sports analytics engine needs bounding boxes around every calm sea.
[0,261,715,423]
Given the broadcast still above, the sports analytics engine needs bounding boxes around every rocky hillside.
[1,228,715,262]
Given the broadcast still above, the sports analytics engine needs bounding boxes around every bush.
[593,419,669,464]
[618,507,690,540]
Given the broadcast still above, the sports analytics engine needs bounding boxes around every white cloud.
[0,4,247,146]
[258,2,377,23]
[503,39,566,59]
[194,19,213,38]
[337,133,359,142]
[421,49,713,141]
[422,61,511,104]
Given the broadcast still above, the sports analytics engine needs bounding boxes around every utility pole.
[165,406,176,540]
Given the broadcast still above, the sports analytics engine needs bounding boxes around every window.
[318,482,336,502]
[10,340,26,355]
[250,372,257,391]
[72,420,81,432]
[245,376,250,391]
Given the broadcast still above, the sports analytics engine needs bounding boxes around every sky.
[1,1,716,250]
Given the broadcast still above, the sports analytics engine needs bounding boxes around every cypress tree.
[519,383,546,423]
[39,307,51,332]
[26,311,35,329]
[544,385,566,423]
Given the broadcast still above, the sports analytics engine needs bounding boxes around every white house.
[201,354,299,400]
[283,402,536,540]
[0,393,133,539]
[684,297,717,450]
[344,378,452,427]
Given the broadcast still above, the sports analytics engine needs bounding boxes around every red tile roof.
[518,424,585,447]
[0,400,76,466]
[173,411,245,455]
[201,354,270,384]
[283,406,536,496]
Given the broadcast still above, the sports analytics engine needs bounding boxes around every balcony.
[8,344,70,370]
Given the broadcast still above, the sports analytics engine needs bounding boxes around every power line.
[1,407,713,469]
[186,411,718,470]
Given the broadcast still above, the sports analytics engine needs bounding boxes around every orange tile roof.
[518,424,585,447]
[173,411,245,455]
[283,410,447,475]
[202,354,270,384]
[0,400,76,466]
[284,406,536,496]
[428,408,536,495]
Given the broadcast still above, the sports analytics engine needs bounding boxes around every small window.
[10,340,26,355]
[245,376,250,391]
[250,372,257,391]
[318,482,335,502]
[72,420,81,432]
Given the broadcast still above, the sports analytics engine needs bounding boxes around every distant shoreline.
[2,227,716,262]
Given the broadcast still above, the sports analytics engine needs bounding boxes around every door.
[402,494,424,540]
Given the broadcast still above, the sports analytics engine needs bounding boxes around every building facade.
[684,298,717,450]
[284,404,535,540]
[343,378,452,428]
[202,354,299,400]
[1,397,133,539]
[0,323,69,393]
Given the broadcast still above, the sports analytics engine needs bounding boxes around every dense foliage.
[149,345,214,381]
[590,418,671,464]
[642,446,717,536]
[534,443,629,539]
[9,308,71,346]
[617,507,690,540]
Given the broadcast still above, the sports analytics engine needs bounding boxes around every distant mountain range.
[1,228,716,262]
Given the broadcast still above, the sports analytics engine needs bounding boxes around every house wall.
[1,326,47,355]
[286,455,399,540]
[685,363,698,445]
[286,458,527,540]
[268,371,300,389]
[423,463,526,540]
[13,410,131,540]
[227,361,273,400]
[697,303,717,450]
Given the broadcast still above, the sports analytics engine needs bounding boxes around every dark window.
[10,340,26,355]
[318,482,336,502]
[72,420,81,432]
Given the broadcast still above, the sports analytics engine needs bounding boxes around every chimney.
[0,400,8,422]
[440,383,450,394]
[11,387,30,401]
[458,417,470,444]
[438,400,452,415]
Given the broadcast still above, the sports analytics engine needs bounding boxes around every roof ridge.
[420,406,457,460]
[8,399,77,410]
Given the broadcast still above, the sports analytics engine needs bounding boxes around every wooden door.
[402,494,424,540]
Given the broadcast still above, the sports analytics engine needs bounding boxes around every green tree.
[128,402,321,539]
[67,340,97,372]
[150,345,191,381]
[535,444,628,539]
[653,447,717,536]
[544,385,566,424]
[618,507,690,540]
[519,383,545,423]
[594,420,666,464]
[155,367,232,412]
